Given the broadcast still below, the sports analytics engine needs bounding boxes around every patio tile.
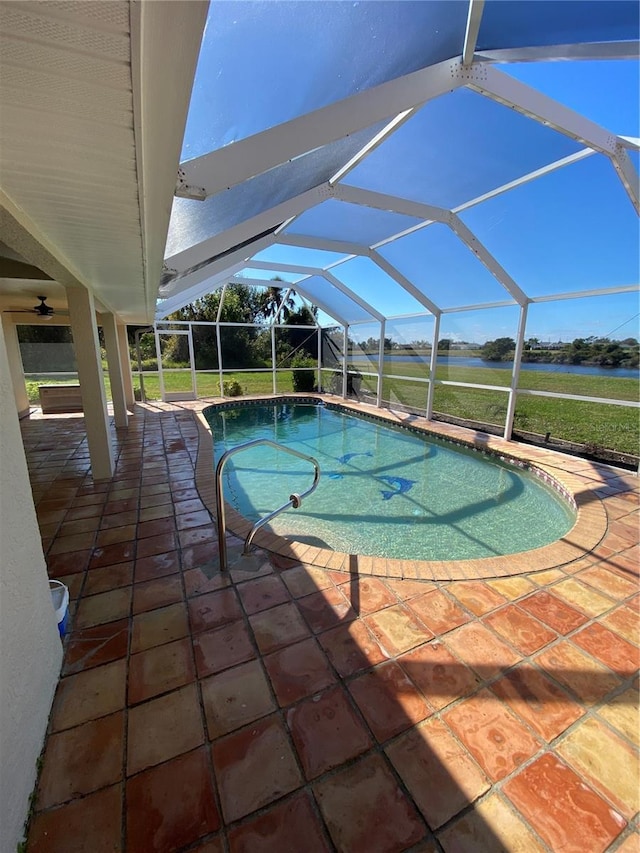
[534,640,622,705]
[443,623,521,681]
[286,685,372,779]
[83,561,134,596]
[406,589,471,635]
[74,586,132,629]
[184,565,230,597]
[28,784,122,853]
[137,517,176,539]
[95,524,137,547]
[131,602,190,652]
[556,716,639,819]
[483,604,556,656]
[386,717,490,830]
[365,604,433,655]
[551,577,616,618]
[348,660,432,742]
[318,619,388,677]
[446,581,507,616]
[138,503,174,522]
[179,526,216,548]
[63,618,129,675]
[297,586,356,633]
[280,564,333,597]
[519,590,589,634]
[49,531,97,555]
[132,574,183,614]
[597,685,639,746]
[126,748,219,853]
[578,565,639,600]
[127,683,204,775]
[336,576,398,614]
[176,509,213,530]
[36,711,124,809]
[188,587,243,634]
[601,605,640,646]
[572,623,638,677]
[491,665,584,741]
[128,637,195,704]
[313,753,426,853]
[201,659,276,738]
[249,601,310,654]
[47,549,92,575]
[236,574,290,614]
[134,549,181,582]
[443,688,540,781]
[264,636,335,707]
[212,714,302,823]
[51,659,127,731]
[438,792,545,853]
[193,618,256,678]
[486,576,537,601]
[100,510,138,529]
[136,531,177,558]
[503,754,626,853]
[227,790,331,853]
[399,641,480,711]
[89,541,136,569]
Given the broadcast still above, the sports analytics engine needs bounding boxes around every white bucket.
[50,580,69,638]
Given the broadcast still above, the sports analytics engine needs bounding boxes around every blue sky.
[179,4,639,344]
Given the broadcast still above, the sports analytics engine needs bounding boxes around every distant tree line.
[481,336,639,368]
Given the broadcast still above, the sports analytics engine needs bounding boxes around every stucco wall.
[0,321,63,851]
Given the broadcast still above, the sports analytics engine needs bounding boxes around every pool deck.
[22,398,639,852]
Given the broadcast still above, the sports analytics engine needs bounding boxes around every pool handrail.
[214,438,321,570]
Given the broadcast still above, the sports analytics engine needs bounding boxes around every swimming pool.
[204,399,576,562]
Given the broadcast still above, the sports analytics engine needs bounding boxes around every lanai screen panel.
[166,124,386,260]
[332,257,428,318]
[460,155,639,297]
[477,0,639,51]
[343,89,583,209]
[501,60,639,133]
[285,200,422,247]
[378,224,517,309]
[294,275,373,325]
[181,0,469,159]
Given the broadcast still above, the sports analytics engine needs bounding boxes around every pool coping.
[194,394,609,581]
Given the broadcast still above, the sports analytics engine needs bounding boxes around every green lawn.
[26,364,639,456]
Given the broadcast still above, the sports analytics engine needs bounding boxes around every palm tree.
[260,278,296,322]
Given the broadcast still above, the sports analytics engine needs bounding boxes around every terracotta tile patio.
[21,401,639,852]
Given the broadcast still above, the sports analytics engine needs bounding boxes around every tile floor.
[20,402,639,852]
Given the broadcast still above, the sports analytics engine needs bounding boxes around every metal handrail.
[215,438,320,570]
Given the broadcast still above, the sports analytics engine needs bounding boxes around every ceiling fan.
[33,295,55,317]
[3,295,68,319]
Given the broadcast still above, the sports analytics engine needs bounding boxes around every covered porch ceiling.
[0,0,207,325]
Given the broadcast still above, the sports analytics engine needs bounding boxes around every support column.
[426,312,441,420]
[100,313,128,429]
[66,288,114,480]
[1,315,29,416]
[116,322,135,409]
[505,302,529,440]
[0,320,62,853]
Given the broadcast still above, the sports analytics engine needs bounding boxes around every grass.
[26,364,639,457]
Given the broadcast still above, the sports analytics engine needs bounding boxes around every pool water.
[205,402,575,561]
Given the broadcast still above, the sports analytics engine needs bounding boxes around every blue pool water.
[205,402,575,561]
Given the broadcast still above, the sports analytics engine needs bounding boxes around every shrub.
[223,379,243,397]
[291,355,316,392]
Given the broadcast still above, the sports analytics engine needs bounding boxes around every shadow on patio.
[20,404,640,853]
